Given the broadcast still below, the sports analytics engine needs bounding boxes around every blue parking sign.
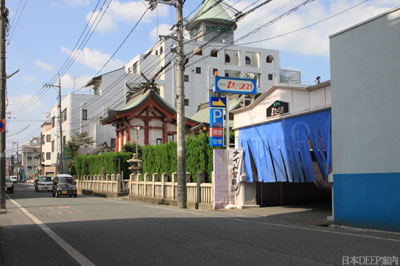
[210,137,224,147]
[210,108,223,128]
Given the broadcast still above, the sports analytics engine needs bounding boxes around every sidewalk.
[215,202,332,227]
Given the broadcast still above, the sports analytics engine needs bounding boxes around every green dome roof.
[186,0,237,30]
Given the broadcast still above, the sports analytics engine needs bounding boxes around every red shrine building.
[102,89,199,151]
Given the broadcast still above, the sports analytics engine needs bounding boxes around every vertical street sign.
[210,108,224,128]
[209,97,227,108]
[209,107,224,147]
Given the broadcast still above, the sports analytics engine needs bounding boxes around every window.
[51,116,55,128]
[27,156,32,160]
[225,73,229,77]
[168,134,174,142]
[245,56,251,65]
[156,138,162,145]
[46,152,51,160]
[155,50,158,55]
[268,74,273,81]
[51,141,55,152]
[211,49,219,57]
[195,67,201,74]
[82,109,88,120]
[184,75,189,82]
[184,99,189,106]
[132,62,137,74]
[266,55,274,63]
[46,135,51,142]
[42,135,45,144]
[63,136,66,146]
[193,47,202,56]
[213,68,218,76]
[42,152,45,162]
[27,166,32,170]
[62,108,67,122]
[160,47,163,55]
[225,54,230,63]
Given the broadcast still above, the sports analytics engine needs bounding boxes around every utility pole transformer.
[0,0,7,211]
[145,0,186,208]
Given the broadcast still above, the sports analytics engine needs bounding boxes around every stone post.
[161,172,167,199]
[196,172,205,204]
[144,173,149,197]
[137,173,142,196]
[152,173,158,197]
[172,172,177,199]
[186,172,191,183]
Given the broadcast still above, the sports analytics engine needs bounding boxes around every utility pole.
[0,0,7,211]
[146,0,186,208]
[45,75,63,174]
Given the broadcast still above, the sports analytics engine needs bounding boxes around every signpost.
[214,76,257,94]
[210,77,257,208]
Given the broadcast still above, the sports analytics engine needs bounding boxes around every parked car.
[34,176,53,192]
[5,178,14,193]
[10,175,18,183]
[52,174,77,198]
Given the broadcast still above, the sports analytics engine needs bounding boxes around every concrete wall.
[330,8,400,232]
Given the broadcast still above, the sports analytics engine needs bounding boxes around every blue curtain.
[238,109,331,183]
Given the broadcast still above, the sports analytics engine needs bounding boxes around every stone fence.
[74,172,213,210]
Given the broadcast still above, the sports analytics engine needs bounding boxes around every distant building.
[21,137,41,179]
[330,7,400,232]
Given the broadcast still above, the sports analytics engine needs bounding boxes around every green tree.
[65,132,94,174]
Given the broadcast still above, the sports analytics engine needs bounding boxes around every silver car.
[35,175,53,192]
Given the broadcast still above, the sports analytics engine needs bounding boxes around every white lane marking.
[7,196,95,266]
[105,197,400,243]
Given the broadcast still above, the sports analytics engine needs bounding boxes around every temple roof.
[101,89,199,126]
[186,0,237,31]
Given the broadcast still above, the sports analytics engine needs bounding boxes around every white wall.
[330,8,400,174]
[234,84,331,130]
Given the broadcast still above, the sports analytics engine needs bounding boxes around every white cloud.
[65,0,91,6]
[86,1,169,33]
[60,46,125,71]
[35,60,54,72]
[234,0,400,57]
[22,75,36,82]
[7,94,42,113]
[60,74,93,91]
[150,23,172,42]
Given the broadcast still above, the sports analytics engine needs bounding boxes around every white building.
[330,7,400,232]
[224,81,331,209]
[21,137,41,179]
[124,0,300,117]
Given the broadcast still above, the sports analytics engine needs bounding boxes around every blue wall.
[334,173,400,232]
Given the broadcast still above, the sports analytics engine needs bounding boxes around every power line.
[237,0,370,46]
[7,0,28,44]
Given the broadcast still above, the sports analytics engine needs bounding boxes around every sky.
[5,0,400,154]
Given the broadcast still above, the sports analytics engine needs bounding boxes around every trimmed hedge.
[74,152,132,178]
[142,132,217,182]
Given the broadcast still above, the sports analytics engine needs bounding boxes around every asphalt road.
[0,183,399,266]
